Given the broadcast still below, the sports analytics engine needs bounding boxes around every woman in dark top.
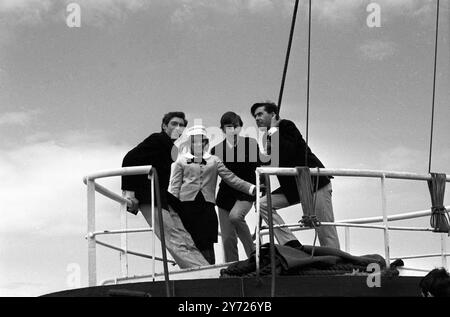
[211,112,264,262]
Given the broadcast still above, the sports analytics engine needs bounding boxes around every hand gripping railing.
[83,166,170,296]
[255,167,450,297]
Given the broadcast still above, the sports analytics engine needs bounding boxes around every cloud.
[311,0,362,25]
[378,145,424,171]
[169,0,278,27]
[376,0,434,15]
[168,0,437,28]
[309,0,435,26]
[1,281,43,290]
[248,0,275,14]
[0,0,150,27]
[0,130,129,236]
[358,39,398,61]
[0,129,161,296]
[0,283,48,297]
[0,109,39,126]
[0,0,436,30]
[171,3,195,26]
[66,0,150,27]
[0,0,53,25]
[0,67,7,87]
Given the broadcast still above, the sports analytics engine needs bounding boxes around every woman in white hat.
[168,125,256,264]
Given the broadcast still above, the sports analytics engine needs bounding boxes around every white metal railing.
[255,167,450,280]
[83,166,157,286]
[84,167,450,288]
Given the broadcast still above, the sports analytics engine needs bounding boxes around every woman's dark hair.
[250,101,278,117]
[420,268,450,297]
[220,111,243,129]
[161,112,188,131]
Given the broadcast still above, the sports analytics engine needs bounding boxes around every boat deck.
[43,275,423,297]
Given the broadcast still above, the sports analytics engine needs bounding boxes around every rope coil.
[428,173,449,234]
[299,215,320,228]
[430,207,450,233]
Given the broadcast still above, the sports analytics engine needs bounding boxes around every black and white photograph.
[0,0,449,299]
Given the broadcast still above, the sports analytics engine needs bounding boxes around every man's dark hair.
[250,101,279,117]
[220,111,243,129]
[161,112,188,131]
[419,268,450,297]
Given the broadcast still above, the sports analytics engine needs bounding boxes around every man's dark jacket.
[270,119,331,204]
[211,136,262,211]
[121,131,177,213]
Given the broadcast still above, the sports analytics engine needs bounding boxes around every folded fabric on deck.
[220,243,398,278]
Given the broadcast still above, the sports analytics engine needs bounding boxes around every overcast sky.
[1,0,449,296]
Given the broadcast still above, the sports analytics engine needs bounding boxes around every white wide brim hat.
[186,125,207,137]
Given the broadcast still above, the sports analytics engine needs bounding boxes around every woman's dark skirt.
[178,192,218,257]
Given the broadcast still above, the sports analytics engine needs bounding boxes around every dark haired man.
[121,112,209,268]
[250,102,340,249]
[211,112,263,262]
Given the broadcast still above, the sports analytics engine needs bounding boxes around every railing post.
[381,174,390,269]
[344,227,350,253]
[120,197,129,278]
[151,168,171,297]
[264,174,276,297]
[255,170,261,278]
[151,174,156,281]
[441,233,448,269]
[87,179,97,286]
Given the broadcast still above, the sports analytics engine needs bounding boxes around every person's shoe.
[284,240,303,249]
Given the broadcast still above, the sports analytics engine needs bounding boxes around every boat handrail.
[83,167,449,289]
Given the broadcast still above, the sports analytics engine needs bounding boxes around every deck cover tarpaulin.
[221,243,391,277]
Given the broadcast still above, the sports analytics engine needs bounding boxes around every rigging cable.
[275,0,312,167]
[428,0,440,174]
[270,0,300,298]
[305,0,312,167]
[277,0,300,113]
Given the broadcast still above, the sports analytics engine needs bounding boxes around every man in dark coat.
[251,102,340,249]
[121,112,209,268]
[211,112,264,262]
